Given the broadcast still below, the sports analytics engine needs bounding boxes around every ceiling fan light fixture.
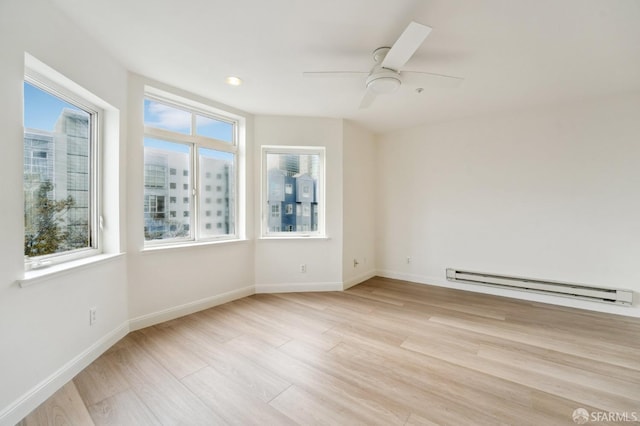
[366,73,401,94]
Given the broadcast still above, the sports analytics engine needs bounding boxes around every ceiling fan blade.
[381,21,432,71]
[359,88,377,109]
[303,71,368,78]
[401,71,464,88]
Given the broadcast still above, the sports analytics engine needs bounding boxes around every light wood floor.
[18,277,640,425]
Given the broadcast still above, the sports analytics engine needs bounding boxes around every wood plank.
[133,325,209,379]
[87,389,160,426]
[429,314,640,370]
[401,333,638,414]
[226,335,407,425]
[19,381,95,426]
[181,366,296,425]
[73,353,131,406]
[160,322,292,402]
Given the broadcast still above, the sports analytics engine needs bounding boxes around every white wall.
[126,74,255,328]
[342,121,377,288]
[254,116,344,292]
[376,92,640,316]
[0,0,129,424]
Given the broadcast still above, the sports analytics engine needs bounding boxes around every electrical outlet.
[353,258,359,268]
[300,264,307,273]
[406,257,411,264]
[89,307,97,326]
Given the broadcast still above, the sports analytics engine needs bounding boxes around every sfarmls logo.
[572,408,639,424]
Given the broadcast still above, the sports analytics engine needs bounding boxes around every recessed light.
[225,76,243,86]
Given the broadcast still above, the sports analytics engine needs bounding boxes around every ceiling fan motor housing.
[366,68,402,94]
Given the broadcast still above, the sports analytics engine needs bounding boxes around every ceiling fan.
[303,21,463,109]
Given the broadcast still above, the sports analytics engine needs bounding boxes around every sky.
[23,82,85,131]
[144,99,233,143]
[23,84,234,149]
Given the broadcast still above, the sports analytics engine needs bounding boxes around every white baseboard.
[0,321,129,426]
[376,269,640,318]
[255,281,343,293]
[129,285,255,331]
[343,270,377,290]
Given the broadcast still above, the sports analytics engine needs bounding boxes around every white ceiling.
[52,0,640,134]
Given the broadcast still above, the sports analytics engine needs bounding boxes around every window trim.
[143,91,240,247]
[23,70,103,270]
[261,145,326,239]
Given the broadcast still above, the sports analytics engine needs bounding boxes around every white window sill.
[142,238,249,253]
[17,253,125,288]
[258,235,330,241]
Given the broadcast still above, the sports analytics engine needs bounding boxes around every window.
[144,195,166,220]
[262,147,324,237]
[23,73,101,266]
[170,196,176,203]
[170,168,177,175]
[143,93,239,244]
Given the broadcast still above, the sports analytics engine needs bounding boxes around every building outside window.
[143,93,238,244]
[262,147,324,237]
[23,74,101,267]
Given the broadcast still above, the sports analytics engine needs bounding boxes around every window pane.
[265,152,320,234]
[196,115,233,143]
[199,148,234,237]
[144,98,191,134]
[143,138,192,241]
[23,82,92,257]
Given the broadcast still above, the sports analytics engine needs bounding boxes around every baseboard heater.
[446,268,633,305]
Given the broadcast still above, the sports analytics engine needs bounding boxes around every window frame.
[23,71,102,269]
[261,146,325,238]
[143,92,240,247]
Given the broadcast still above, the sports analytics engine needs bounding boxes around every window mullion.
[191,142,198,241]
